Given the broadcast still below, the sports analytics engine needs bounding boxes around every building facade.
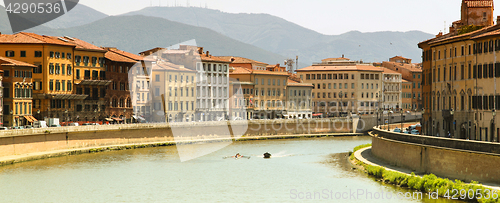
[103,48,138,122]
[63,37,110,123]
[297,58,384,117]
[381,59,423,110]
[0,57,35,127]
[286,77,313,119]
[402,79,413,111]
[150,61,196,122]
[418,0,500,140]
[0,32,90,122]
[229,66,290,119]
[382,68,402,110]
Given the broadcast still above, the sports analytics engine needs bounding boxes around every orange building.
[0,57,36,127]
[0,32,87,121]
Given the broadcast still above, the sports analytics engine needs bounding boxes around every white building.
[382,68,402,110]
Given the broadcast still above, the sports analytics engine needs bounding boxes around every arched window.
[126,98,131,108]
[112,98,118,107]
[119,98,124,107]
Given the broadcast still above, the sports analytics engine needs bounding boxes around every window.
[76,69,80,79]
[34,51,42,57]
[20,51,26,57]
[49,80,54,91]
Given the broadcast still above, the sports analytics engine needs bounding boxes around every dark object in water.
[263,152,271,159]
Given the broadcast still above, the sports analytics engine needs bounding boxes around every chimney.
[342,54,344,58]
[436,32,443,38]
[206,51,209,57]
[497,16,500,25]
[449,26,455,33]
[231,57,235,62]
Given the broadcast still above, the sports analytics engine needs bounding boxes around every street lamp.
[401,108,404,131]
[421,109,425,135]
[492,109,496,142]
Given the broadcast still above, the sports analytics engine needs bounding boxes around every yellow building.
[229,66,289,119]
[0,57,36,127]
[418,0,500,140]
[297,58,383,117]
[59,37,111,122]
[0,32,86,121]
[151,61,196,122]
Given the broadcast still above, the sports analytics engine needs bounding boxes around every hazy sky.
[3,0,498,35]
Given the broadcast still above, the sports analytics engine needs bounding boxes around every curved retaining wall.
[371,127,500,184]
[0,119,354,159]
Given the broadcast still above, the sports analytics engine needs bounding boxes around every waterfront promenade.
[370,126,500,185]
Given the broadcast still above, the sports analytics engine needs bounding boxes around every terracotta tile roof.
[390,56,410,60]
[0,32,75,47]
[382,67,402,74]
[105,50,137,63]
[252,70,289,76]
[231,66,252,74]
[230,66,289,76]
[0,56,37,67]
[465,0,493,8]
[287,79,313,87]
[201,55,231,63]
[321,57,350,61]
[50,36,105,52]
[218,56,268,65]
[382,61,423,73]
[139,47,165,55]
[297,65,383,72]
[104,47,144,62]
[153,61,195,72]
[471,29,500,39]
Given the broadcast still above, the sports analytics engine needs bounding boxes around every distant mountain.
[122,7,434,65]
[42,4,108,29]
[0,6,12,33]
[27,15,289,65]
[0,4,107,34]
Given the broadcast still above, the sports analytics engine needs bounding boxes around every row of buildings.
[418,0,500,141]
[0,32,145,126]
[0,35,317,126]
[296,56,422,117]
[136,45,315,122]
[0,31,423,126]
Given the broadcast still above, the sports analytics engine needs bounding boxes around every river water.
[0,136,457,202]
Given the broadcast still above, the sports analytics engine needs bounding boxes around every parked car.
[0,127,8,130]
[24,125,33,129]
[81,123,92,126]
[33,121,48,128]
[233,117,243,121]
[50,124,61,127]
[393,128,401,133]
[411,129,420,135]
[68,123,79,126]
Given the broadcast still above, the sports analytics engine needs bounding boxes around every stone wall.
[372,127,500,184]
[0,118,357,158]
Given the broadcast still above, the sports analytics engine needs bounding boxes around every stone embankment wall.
[0,118,356,158]
[371,127,500,184]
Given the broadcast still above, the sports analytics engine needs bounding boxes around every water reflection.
[0,136,460,202]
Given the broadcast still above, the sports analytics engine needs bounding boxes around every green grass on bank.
[351,144,499,203]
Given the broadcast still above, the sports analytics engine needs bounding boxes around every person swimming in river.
[235,153,241,158]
